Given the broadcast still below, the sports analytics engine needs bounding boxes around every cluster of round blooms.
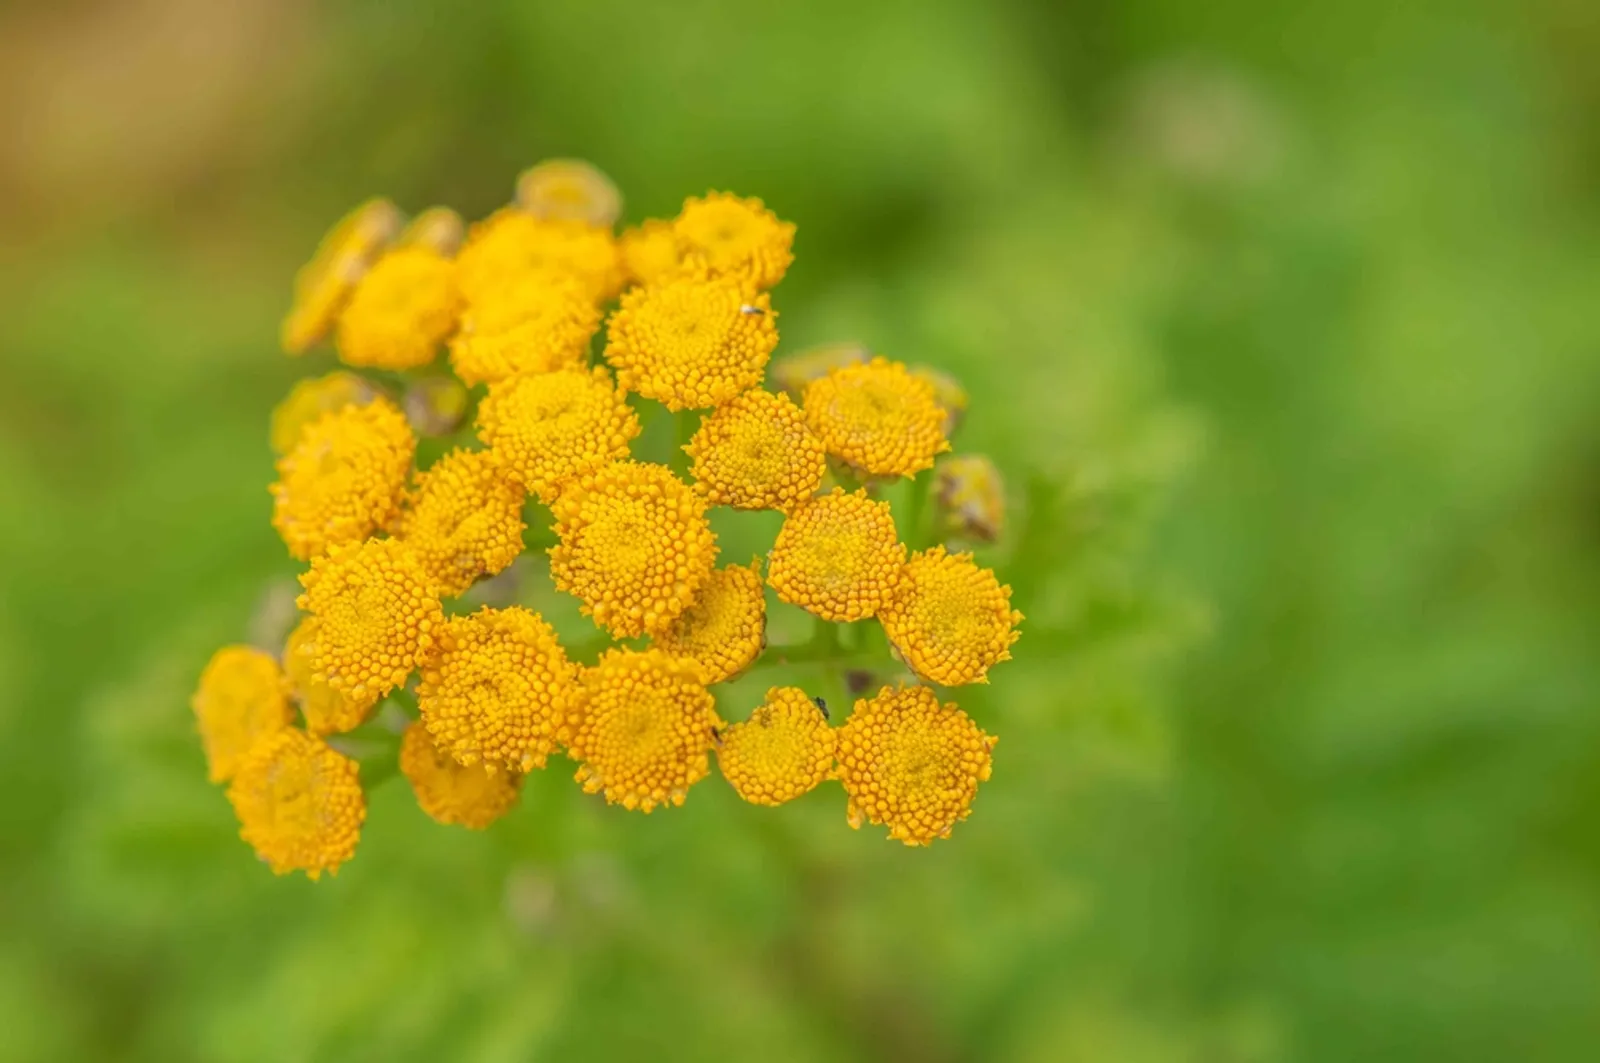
[194,161,1023,878]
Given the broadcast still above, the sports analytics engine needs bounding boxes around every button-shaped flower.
[391,448,526,598]
[716,687,835,806]
[673,192,795,290]
[449,272,600,385]
[336,246,460,370]
[283,618,376,735]
[455,209,623,304]
[400,722,523,829]
[192,645,293,783]
[227,728,365,878]
[515,159,623,227]
[685,389,825,512]
[281,197,402,355]
[654,561,766,684]
[269,371,376,455]
[475,366,640,502]
[767,488,905,621]
[879,547,1022,685]
[619,218,685,287]
[803,357,950,478]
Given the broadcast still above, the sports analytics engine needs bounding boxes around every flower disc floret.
[336,246,460,370]
[717,687,835,806]
[417,606,577,773]
[450,272,600,385]
[455,209,623,304]
[516,159,623,227]
[835,685,996,846]
[566,649,722,812]
[192,645,293,783]
[400,722,523,828]
[392,449,526,597]
[619,219,685,286]
[803,357,950,478]
[767,488,905,621]
[549,462,718,638]
[880,547,1022,686]
[227,728,365,878]
[673,192,795,290]
[297,538,443,704]
[270,397,415,560]
[270,372,376,455]
[654,561,766,683]
[284,618,376,735]
[475,366,640,501]
[685,389,825,512]
[603,272,779,411]
[281,197,402,355]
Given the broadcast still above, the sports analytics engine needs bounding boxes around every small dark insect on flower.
[710,725,723,745]
[813,696,829,720]
[739,304,765,315]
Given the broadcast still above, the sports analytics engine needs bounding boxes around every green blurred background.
[3,0,1599,1059]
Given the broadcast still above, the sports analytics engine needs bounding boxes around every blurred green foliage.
[1,0,1598,1060]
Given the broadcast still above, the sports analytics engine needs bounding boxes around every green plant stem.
[906,472,929,549]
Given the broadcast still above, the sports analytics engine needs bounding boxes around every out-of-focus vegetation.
[1,0,1598,1060]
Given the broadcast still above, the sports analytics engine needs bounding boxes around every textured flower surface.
[804,357,950,478]
[392,448,526,597]
[619,218,684,286]
[228,728,366,877]
[192,645,292,783]
[769,340,870,400]
[269,371,376,455]
[417,606,577,773]
[549,462,718,638]
[515,159,623,227]
[566,649,722,812]
[270,397,415,560]
[835,685,996,846]
[449,272,599,385]
[281,197,402,355]
[297,538,443,703]
[603,272,778,410]
[767,488,905,621]
[336,246,460,370]
[455,209,622,304]
[673,192,795,289]
[717,686,836,806]
[685,389,825,512]
[880,547,1022,685]
[400,722,523,828]
[654,561,766,683]
[475,366,639,501]
[284,618,376,735]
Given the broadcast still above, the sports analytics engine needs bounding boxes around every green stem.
[906,472,929,550]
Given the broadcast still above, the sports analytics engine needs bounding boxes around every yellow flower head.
[566,648,722,812]
[803,357,950,478]
[281,197,402,355]
[455,209,623,304]
[284,618,376,735]
[835,685,996,846]
[549,461,719,639]
[391,448,526,598]
[398,206,465,255]
[769,340,870,401]
[654,561,766,684]
[400,721,523,829]
[417,606,577,773]
[297,538,444,704]
[227,728,365,878]
[449,272,600,386]
[933,454,1006,544]
[685,388,825,512]
[474,366,640,501]
[767,488,905,621]
[879,547,1022,686]
[716,686,835,806]
[335,246,460,370]
[192,645,293,784]
[673,192,795,290]
[619,218,686,287]
[269,371,377,455]
[515,159,623,228]
[910,364,968,436]
[270,396,415,561]
[603,271,779,410]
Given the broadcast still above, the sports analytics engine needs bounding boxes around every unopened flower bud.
[398,206,465,256]
[933,454,1006,544]
[768,341,870,400]
[403,375,471,437]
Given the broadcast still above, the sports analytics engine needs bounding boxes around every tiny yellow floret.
[803,357,950,478]
[192,645,293,784]
[767,488,905,621]
[685,389,825,512]
[835,685,996,846]
[450,272,600,385]
[619,218,686,287]
[284,618,377,735]
[400,721,523,828]
[566,649,722,812]
[269,371,376,455]
[717,687,835,806]
[392,448,526,598]
[516,159,623,228]
[654,561,766,684]
[475,366,640,501]
[228,728,365,878]
[673,192,795,290]
[281,197,402,355]
[879,547,1023,686]
[455,209,623,304]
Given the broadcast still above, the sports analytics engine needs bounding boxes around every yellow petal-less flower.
[673,192,795,290]
[549,461,718,639]
[619,218,685,287]
[284,618,376,735]
[803,357,950,478]
[835,685,996,846]
[603,271,779,411]
[400,721,523,828]
[654,561,766,683]
[227,728,365,878]
[281,197,402,355]
[767,488,905,621]
[716,687,835,806]
[398,206,465,256]
[685,389,825,512]
[391,449,526,598]
[269,371,377,455]
[449,272,600,385]
[455,209,623,304]
[769,340,870,401]
[270,397,415,561]
[192,645,293,784]
[475,366,640,502]
[933,454,1006,544]
[335,246,460,370]
[566,648,722,812]
[515,159,623,228]
[297,538,443,705]
[878,547,1022,686]
[417,606,577,773]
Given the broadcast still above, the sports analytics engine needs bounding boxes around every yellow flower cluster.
[199,161,1024,877]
